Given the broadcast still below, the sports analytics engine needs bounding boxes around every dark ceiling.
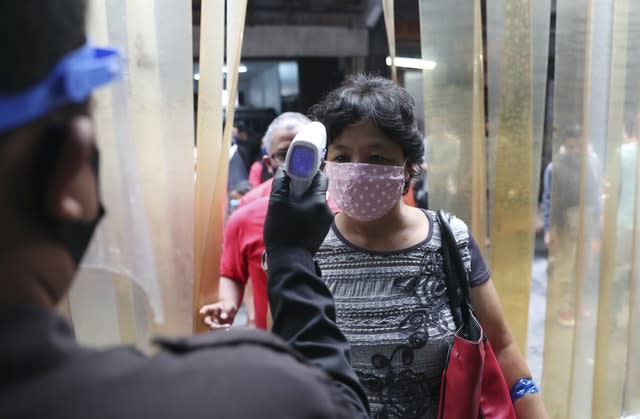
[193,0,366,26]
[192,0,420,30]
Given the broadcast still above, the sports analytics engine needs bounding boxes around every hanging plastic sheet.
[192,0,225,333]
[619,5,640,416]
[590,1,632,416]
[488,0,536,353]
[382,0,397,82]
[540,0,640,416]
[418,0,484,236]
[194,0,247,333]
[485,0,503,255]
[67,0,195,349]
[591,1,640,416]
[541,2,589,416]
[531,0,552,212]
[542,2,602,416]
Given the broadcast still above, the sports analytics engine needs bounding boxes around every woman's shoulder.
[422,209,470,245]
[317,223,343,251]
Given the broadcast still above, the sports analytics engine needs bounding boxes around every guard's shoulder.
[147,328,353,418]
[153,328,306,363]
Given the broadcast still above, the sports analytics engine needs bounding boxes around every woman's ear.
[45,116,98,222]
[402,163,416,195]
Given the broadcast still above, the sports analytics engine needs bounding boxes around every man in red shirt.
[200,112,311,329]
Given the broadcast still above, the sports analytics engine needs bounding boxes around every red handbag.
[436,210,516,419]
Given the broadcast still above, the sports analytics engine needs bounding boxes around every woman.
[310,74,548,418]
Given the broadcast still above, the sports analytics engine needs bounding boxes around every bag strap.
[437,210,464,327]
[436,210,481,340]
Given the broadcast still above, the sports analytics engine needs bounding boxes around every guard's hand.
[264,169,334,255]
[199,301,238,329]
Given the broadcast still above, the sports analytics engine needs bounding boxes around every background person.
[199,112,311,330]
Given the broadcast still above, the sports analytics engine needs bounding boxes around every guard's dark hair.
[308,74,425,189]
[0,0,87,93]
[0,0,87,145]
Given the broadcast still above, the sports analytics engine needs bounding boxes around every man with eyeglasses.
[237,112,310,207]
[201,112,317,329]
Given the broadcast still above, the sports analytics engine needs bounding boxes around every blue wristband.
[510,377,540,403]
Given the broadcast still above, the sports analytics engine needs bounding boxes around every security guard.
[0,1,368,418]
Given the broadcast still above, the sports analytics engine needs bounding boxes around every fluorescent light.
[223,64,248,73]
[194,64,248,80]
[385,56,437,71]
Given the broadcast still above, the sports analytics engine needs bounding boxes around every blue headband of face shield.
[0,42,123,133]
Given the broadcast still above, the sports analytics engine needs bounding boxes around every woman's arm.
[471,279,549,419]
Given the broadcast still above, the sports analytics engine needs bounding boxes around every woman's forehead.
[332,121,390,143]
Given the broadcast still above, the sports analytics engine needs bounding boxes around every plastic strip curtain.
[193,0,225,333]
[67,0,195,349]
[486,0,552,369]
[542,0,640,416]
[622,5,640,414]
[530,0,552,225]
[194,0,248,333]
[471,1,487,258]
[528,0,552,378]
[418,0,485,243]
[596,0,640,416]
[486,1,504,245]
[591,1,630,416]
[382,0,397,82]
[489,0,538,352]
[542,1,607,417]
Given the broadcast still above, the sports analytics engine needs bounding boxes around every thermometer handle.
[290,177,313,201]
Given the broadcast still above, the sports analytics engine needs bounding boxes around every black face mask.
[33,126,106,266]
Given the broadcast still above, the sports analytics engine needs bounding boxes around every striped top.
[315,210,489,419]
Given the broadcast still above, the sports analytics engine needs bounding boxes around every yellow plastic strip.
[196,0,248,333]
[382,0,397,82]
[193,0,225,332]
[489,0,534,351]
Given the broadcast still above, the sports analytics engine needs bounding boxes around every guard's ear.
[45,116,98,222]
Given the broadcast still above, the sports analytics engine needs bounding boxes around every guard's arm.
[264,169,370,417]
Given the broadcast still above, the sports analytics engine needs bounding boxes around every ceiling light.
[223,64,248,73]
[386,56,437,71]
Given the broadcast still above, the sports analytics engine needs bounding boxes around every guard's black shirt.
[0,303,364,418]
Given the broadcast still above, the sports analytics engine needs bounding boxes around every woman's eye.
[333,155,349,163]
[369,155,388,164]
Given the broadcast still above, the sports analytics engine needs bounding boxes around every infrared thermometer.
[284,121,327,200]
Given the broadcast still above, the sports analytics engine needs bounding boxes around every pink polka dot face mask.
[324,161,405,222]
